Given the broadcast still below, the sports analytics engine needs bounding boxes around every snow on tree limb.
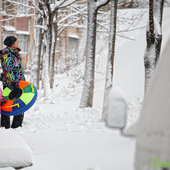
[34,25,48,31]
[60,0,78,8]
[31,1,44,16]
[49,0,65,11]
[58,7,86,24]
[96,0,110,8]
[6,0,31,8]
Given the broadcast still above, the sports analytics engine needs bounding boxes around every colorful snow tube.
[1,81,37,116]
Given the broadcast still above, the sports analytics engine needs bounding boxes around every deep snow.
[0,132,32,168]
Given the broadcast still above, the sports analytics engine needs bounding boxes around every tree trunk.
[36,17,43,90]
[79,0,97,108]
[47,13,53,77]
[50,17,58,89]
[43,16,51,101]
[144,0,155,91]
[155,0,164,64]
[144,0,164,92]
[102,0,118,119]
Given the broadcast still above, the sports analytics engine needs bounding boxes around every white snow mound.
[0,131,33,169]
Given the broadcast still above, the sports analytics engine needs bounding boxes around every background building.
[0,0,84,69]
[0,0,34,67]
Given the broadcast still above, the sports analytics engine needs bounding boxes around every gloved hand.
[9,82,21,100]
[11,82,19,90]
[0,98,7,106]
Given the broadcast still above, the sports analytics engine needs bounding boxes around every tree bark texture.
[144,0,164,92]
[80,0,97,108]
[102,0,118,119]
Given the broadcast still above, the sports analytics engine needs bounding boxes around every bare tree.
[29,0,88,101]
[32,0,87,91]
[102,0,118,119]
[144,0,165,91]
[80,0,110,108]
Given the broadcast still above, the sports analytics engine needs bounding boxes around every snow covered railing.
[0,132,33,169]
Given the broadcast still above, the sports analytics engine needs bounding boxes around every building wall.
[16,18,28,31]
[0,0,34,68]
[0,0,84,68]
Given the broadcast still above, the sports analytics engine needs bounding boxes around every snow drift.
[0,131,33,169]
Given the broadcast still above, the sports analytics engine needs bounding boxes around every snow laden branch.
[0,0,33,21]
[31,0,85,101]
[59,0,78,8]
[96,9,146,40]
[97,0,111,9]
[58,7,86,25]
[5,0,31,8]
[31,0,44,15]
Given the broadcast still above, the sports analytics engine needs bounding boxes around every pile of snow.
[20,131,135,170]
[104,87,128,129]
[0,131,33,169]
[86,167,101,170]
[127,97,143,128]
[19,106,110,133]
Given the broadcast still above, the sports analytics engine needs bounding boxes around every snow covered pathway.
[21,131,135,170]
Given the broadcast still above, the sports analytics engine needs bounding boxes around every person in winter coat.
[0,36,25,129]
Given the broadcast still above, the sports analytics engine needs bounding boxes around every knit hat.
[4,36,17,47]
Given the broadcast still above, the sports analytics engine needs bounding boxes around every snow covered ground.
[21,131,135,170]
[1,8,170,170]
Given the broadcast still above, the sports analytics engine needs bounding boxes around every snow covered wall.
[135,36,170,170]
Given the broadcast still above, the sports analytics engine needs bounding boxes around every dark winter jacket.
[0,47,25,87]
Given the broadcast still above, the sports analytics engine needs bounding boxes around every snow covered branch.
[96,0,110,9]
[58,6,86,24]
[60,0,78,8]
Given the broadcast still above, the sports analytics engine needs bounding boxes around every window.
[68,37,79,54]
[17,0,29,15]
[17,34,28,52]
[2,0,5,11]
[69,6,78,23]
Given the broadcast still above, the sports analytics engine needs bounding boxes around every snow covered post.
[102,0,118,120]
[80,0,110,108]
[144,0,165,91]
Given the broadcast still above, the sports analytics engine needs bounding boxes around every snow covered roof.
[68,33,79,39]
[16,30,30,35]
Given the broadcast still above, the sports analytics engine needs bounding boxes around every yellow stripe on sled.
[3,103,20,108]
